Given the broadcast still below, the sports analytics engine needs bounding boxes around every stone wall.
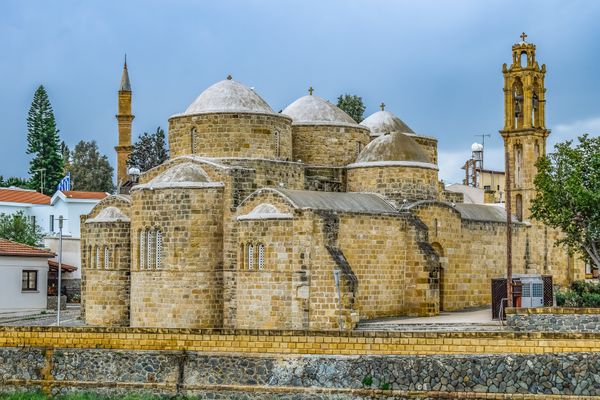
[347,165,439,203]
[304,166,346,192]
[410,134,438,165]
[2,326,600,398]
[291,124,370,167]
[507,307,600,332]
[169,112,293,160]
[130,185,224,328]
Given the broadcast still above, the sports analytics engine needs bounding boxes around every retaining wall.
[2,326,600,399]
[507,307,600,332]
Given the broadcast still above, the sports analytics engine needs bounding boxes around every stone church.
[81,37,584,330]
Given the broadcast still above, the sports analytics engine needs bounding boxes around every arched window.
[156,231,162,269]
[240,243,245,269]
[87,245,92,270]
[516,194,523,222]
[114,245,120,270]
[534,141,540,160]
[104,246,109,270]
[274,131,280,158]
[248,244,254,270]
[191,128,197,154]
[147,230,155,269]
[258,244,265,270]
[356,142,362,157]
[95,246,100,269]
[515,144,523,187]
[139,230,145,269]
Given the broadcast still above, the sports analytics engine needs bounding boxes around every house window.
[258,244,265,270]
[147,230,154,269]
[139,231,145,269]
[191,128,197,154]
[104,246,109,270]
[248,244,254,270]
[49,215,55,232]
[22,270,38,291]
[156,231,162,269]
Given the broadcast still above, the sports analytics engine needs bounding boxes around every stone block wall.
[81,220,131,326]
[507,307,600,332]
[168,112,293,160]
[291,124,370,167]
[130,186,224,328]
[3,326,600,398]
[410,134,438,165]
[347,165,439,203]
[304,166,346,192]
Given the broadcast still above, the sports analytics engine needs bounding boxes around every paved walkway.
[357,307,506,332]
[0,304,83,326]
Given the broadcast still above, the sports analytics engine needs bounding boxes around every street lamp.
[56,216,66,326]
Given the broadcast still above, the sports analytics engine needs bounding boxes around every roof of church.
[86,206,130,223]
[453,203,519,223]
[350,132,434,168]
[134,162,224,190]
[276,189,397,214]
[282,95,363,128]
[361,110,414,135]
[181,78,276,116]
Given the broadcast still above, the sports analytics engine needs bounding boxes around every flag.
[57,172,71,191]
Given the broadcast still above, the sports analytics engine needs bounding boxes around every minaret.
[115,56,134,186]
[500,33,549,221]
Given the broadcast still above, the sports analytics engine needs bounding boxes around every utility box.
[491,274,553,320]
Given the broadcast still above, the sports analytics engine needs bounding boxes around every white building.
[0,188,108,298]
[0,238,54,311]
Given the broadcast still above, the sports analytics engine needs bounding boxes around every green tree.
[26,85,64,195]
[127,127,169,172]
[60,141,72,173]
[0,176,29,189]
[0,211,42,247]
[337,94,366,123]
[67,140,114,193]
[531,134,600,269]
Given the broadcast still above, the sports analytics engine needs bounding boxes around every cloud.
[551,116,600,146]
[438,146,505,184]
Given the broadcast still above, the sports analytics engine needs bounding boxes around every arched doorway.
[431,242,445,311]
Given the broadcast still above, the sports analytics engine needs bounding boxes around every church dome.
[86,206,130,223]
[150,162,210,184]
[282,95,359,127]
[183,78,275,116]
[355,132,430,164]
[360,110,414,136]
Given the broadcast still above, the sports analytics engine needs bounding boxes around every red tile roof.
[48,259,77,272]
[0,188,50,205]
[60,191,109,200]
[0,239,55,258]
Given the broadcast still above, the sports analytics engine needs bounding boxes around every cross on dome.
[380,102,385,111]
[308,86,314,95]
[520,32,527,42]
[226,74,232,80]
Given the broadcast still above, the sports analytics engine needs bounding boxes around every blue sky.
[2,0,600,183]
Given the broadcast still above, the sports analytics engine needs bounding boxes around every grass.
[0,394,172,400]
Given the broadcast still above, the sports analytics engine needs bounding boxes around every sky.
[2,0,600,183]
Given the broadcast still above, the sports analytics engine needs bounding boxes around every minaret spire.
[115,56,134,187]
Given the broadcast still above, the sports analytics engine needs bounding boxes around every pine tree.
[127,127,169,172]
[67,140,115,193]
[26,85,64,195]
[0,211,42,247]
[337,94,366,123]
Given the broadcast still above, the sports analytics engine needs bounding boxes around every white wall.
[44,237,81,280]
[0,257,48,311]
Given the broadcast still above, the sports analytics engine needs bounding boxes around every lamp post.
[57,216,65,325]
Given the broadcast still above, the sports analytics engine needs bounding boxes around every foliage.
[127,127,169,173]
[61,141,72,173]
[65,140,114,193]
[531,134,600,269]
[0,211,43,247]
[336,94,366,124]
[0,176,29,189]
[362,375,373,387]
[556,280,600,307]
[26,85,64,195]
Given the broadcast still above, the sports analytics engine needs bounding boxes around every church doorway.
[431,242,445,311]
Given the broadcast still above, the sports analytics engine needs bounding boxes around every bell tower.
[115,56,134,186]
[500,33,549,221]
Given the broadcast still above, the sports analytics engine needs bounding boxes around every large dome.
[183,78,275,116]
[282,95,359,127]
[361,110,414,136]
[356,132,430,164]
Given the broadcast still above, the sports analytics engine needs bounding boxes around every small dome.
[360,110,414,135]
[356,132,429,164]
[282,95,359,127]
[150,162,210,184]
[183,79,275,116]
[471,142,483,152]
[86,206,130,223]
